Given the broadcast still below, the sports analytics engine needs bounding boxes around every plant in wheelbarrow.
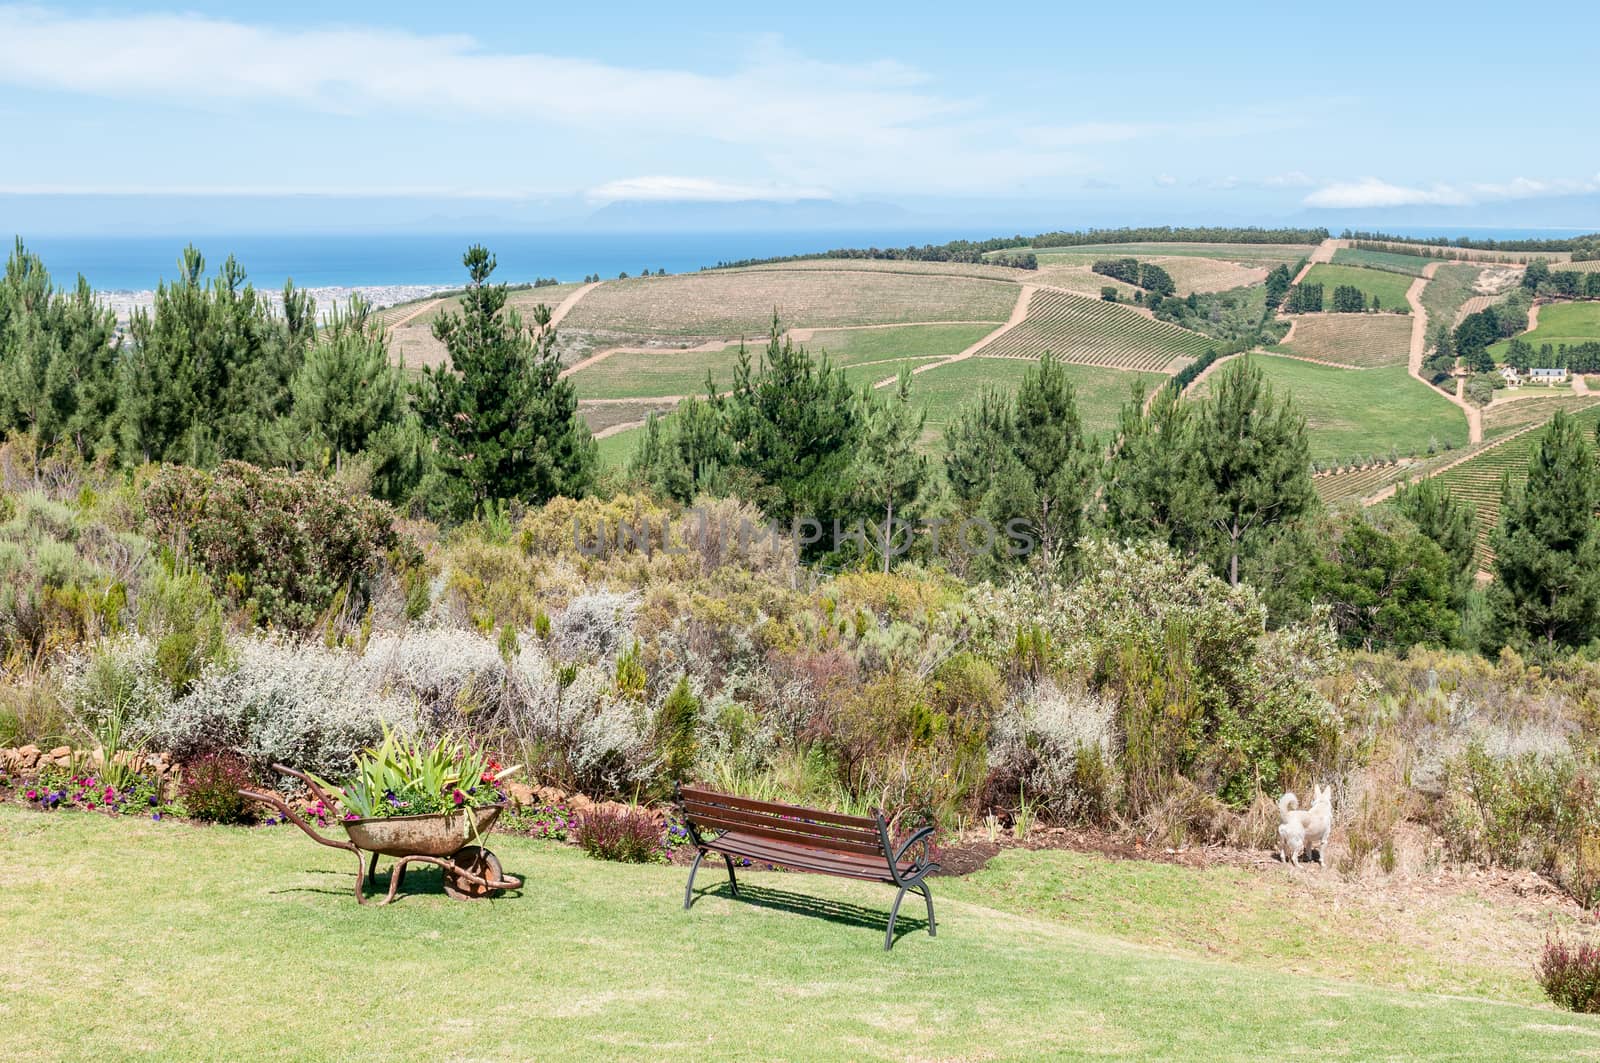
[239,727,526,905]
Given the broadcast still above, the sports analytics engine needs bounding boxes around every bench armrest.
[892,825,937,875]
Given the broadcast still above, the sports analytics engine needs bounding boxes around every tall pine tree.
[1486,411,1600,656]
[850,367,927,570]
[1188,358,1315,586]
[416,246,596,517]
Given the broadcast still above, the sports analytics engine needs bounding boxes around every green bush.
[141,461,410,631]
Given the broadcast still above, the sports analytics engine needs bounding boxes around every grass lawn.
[1488,301,1600,360]
[1194,356,1469,464]
[1301,264,1414,314]
[4,808,1593,1060]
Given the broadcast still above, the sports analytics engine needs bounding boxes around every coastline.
[93,283,449,324]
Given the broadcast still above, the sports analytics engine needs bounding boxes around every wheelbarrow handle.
[238,786,357,854]
[269,763,346,814]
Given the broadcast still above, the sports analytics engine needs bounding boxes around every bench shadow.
[690,880,930,944]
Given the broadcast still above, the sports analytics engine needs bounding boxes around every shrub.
[574,806,663,863]
[654,675,700,784]
[986,680,1117,824]
[141,460,409,631]
[1537,935,1600,1012]
[179,751,255,824]
[156,639,414,784]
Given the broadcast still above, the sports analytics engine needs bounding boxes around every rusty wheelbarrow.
[240,764,524,905]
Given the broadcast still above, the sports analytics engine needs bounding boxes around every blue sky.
[3,1,1598,230]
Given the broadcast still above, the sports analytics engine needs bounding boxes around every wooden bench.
[674,784,939,950]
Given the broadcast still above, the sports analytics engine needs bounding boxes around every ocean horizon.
[13,230,979,291]
[10,226,1584,292]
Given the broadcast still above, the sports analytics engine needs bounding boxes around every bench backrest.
[677,784,888,859]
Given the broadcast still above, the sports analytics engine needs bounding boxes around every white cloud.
[585,176,831,204]
[1303,178,1470,209]
[1154,174,1178,187]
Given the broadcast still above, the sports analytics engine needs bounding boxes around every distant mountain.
[582,197,920,232]
[1299,192,1600,238]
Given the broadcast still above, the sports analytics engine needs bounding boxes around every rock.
[504,781,535,808]
[18,744,39,769]
[48,745,71,761]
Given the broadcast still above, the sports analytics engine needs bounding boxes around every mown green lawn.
[1301,264,1414,314]
[3,806,1591,1060]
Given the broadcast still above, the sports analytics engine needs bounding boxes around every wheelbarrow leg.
[353,849,369,905]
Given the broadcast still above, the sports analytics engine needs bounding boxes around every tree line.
[0,239,594,520]
[1342,229,1600,257]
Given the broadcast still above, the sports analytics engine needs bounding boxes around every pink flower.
[452,789,466,806]
[24,789,36,800]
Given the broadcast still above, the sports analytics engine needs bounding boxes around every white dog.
[1277,785,1333,867]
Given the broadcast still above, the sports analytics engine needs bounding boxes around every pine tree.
[1394,477,1478,592]
[1005,350,1096,568]
[712,316,860,527]
[1102,382,1205,551]
[850,367,928,571]
[1187,358,1316,585]
[119,248,309,466]
[287,296,405,473]
[417,246,596,517]
[0,239,119,459]
[1486,411,1600,656]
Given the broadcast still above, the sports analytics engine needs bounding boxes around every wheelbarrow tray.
[342,805,506,858]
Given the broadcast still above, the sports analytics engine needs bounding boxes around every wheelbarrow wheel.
[443,846,504,900]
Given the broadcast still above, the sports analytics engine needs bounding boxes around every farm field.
[5,809,1593,1061]
[975,288,1209,372]
[1433,403,1600,564]
[910,358,1153,444]
[383,283,588,369]
[1029,263,1141,299]
[1419,264,1486,328]
[565,323,1001,402]
[1360,242,1567,265]
[1192,356,1468,464]
[728,258,1028,282]
[1298,264,1413,314]
[567,341,744,400]
[595,422,648,468]
[1330,247,1433,276]
[1025,242,1313,265]
[562,269,1016,337]
[1487,300,1600,360]
[1277,313,1411,367]
[1552,259,1600,272]
[1482,393,1600,440]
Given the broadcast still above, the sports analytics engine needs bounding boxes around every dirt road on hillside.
[1291,238,1342,284]
[1407,261,1481,443]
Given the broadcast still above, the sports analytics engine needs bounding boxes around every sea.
[18,226,1586,297]
[19,231,976,293]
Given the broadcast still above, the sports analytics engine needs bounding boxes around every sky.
[2,0,1599,233]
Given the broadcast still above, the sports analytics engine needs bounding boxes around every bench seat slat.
[706,831,898,882]
[679,785,878,829]
[683,810,886,858]
[680,798,882,847]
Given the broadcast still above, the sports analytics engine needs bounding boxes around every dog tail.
[1278,792,1299,815]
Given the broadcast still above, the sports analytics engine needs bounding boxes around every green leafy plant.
[1538,935,1600,1012]
[311,726,515,819]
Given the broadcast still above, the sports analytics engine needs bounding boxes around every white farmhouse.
[1499,366,1522,386]
[1528,366,1569,385]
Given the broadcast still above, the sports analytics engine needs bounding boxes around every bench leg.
[918,881,936,937]
[723,855,739,897]
[683,849,706,910]
[885,886,909,951]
